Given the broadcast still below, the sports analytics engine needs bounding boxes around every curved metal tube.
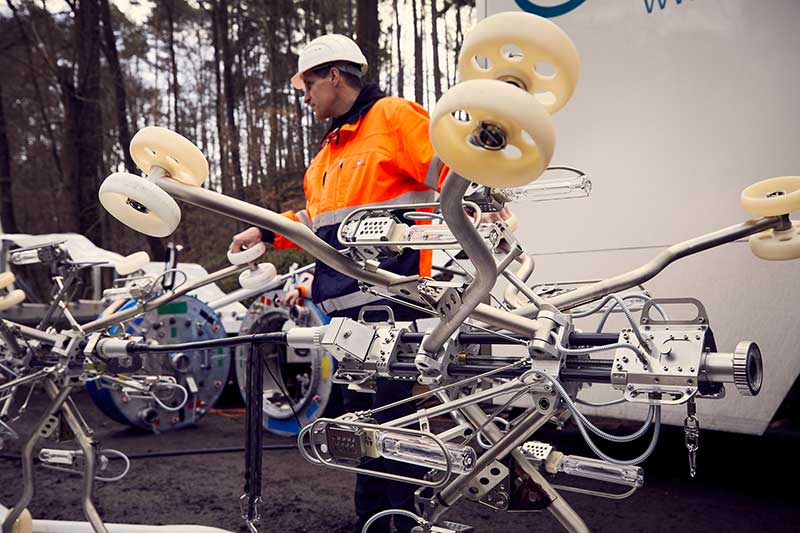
[421,173,499,355]
[503,253,535,309]
[514,216,781,315]
[80,263,246,333]
[155,176,540,338]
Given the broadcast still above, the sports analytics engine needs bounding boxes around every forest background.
[0,0,475,291]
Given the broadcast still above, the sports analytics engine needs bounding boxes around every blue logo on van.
[513,0,588,18]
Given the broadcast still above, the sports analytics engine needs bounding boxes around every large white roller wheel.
[227,241,266,265]
[130,127,209,186]
[741,176,800,217]
[0,289,25,311]
[0,271,14,289]
[99,172,181,238]
[749,220,800,260]
[115,251,151,276]
[239,263,278,290]
[430,79,555,188]
[458,12,579,114]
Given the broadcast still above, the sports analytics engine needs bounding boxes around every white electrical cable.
[571,293,650,349]
[523,370,655,443]
[150,382,188,412]
[95,448,131,482]
[573,404,661,466]
[362,509,426,533]
[595,293,667,334]
[575,397,627,407]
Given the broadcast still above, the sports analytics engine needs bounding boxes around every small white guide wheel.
[115,251,151,276]
[0,289,26,311]
[227,241,267,265]
[239,263,278,290]
[0,271,15,290]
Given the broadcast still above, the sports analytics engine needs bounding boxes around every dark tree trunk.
[210,0,228,193]
[165,0,181,133]
[394,0,404,98]
[431,0,442,101]
[356,0,379,83]
[267,1,280,211]
[0,80,18,234]
[100,0,166,259]
[73,0,103,242]
[412,0,423,105]
[6,1,64,182]
[100,0,137,175]
[219,0,244,198]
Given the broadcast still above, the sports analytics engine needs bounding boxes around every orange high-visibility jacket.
[268,94,448,315]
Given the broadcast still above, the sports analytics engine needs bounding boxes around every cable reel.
[235,290,334,437]
[86,294,231,431]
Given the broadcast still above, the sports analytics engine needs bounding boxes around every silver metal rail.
[514,216,782,315]
[80,263,247,333]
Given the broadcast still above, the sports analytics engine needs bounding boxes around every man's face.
[302,69,337,120]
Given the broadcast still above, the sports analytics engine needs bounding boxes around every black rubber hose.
[128,331,287,353]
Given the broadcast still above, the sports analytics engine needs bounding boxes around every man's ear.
[330,67,341,87]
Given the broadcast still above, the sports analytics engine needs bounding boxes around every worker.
[229,33,447,532]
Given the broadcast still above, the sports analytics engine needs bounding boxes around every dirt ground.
[1,388,798,533]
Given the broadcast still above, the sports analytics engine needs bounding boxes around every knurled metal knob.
[733,341,763,396]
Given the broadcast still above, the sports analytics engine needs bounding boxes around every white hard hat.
[290,34,368,90]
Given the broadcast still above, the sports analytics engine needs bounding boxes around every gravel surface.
[1,388,798,532]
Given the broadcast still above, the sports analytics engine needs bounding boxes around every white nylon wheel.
[99,172,181,238]
[0,271,14,290]
[227,241,266,265]
[130,127,209,186]
[115,251,151,276]
[9,509,32,533]
[749,221,800,260]
[430,79,555,188]
[239,263,278,290]
[0,289,25,311]
[457,12,579,114]
[741,176,800,217]
[505,212,519,232]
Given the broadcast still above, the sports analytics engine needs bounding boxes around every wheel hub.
[472,122,508,151]
[126,197,151,214]
[498,75,528,91]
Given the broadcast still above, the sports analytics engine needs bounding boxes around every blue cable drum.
[86,294,231,431]
[235,290,334,437]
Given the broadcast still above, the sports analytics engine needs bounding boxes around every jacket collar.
[323,83,386,142]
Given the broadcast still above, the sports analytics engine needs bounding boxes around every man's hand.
[285,274,313,307]
[229,227,263,253]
